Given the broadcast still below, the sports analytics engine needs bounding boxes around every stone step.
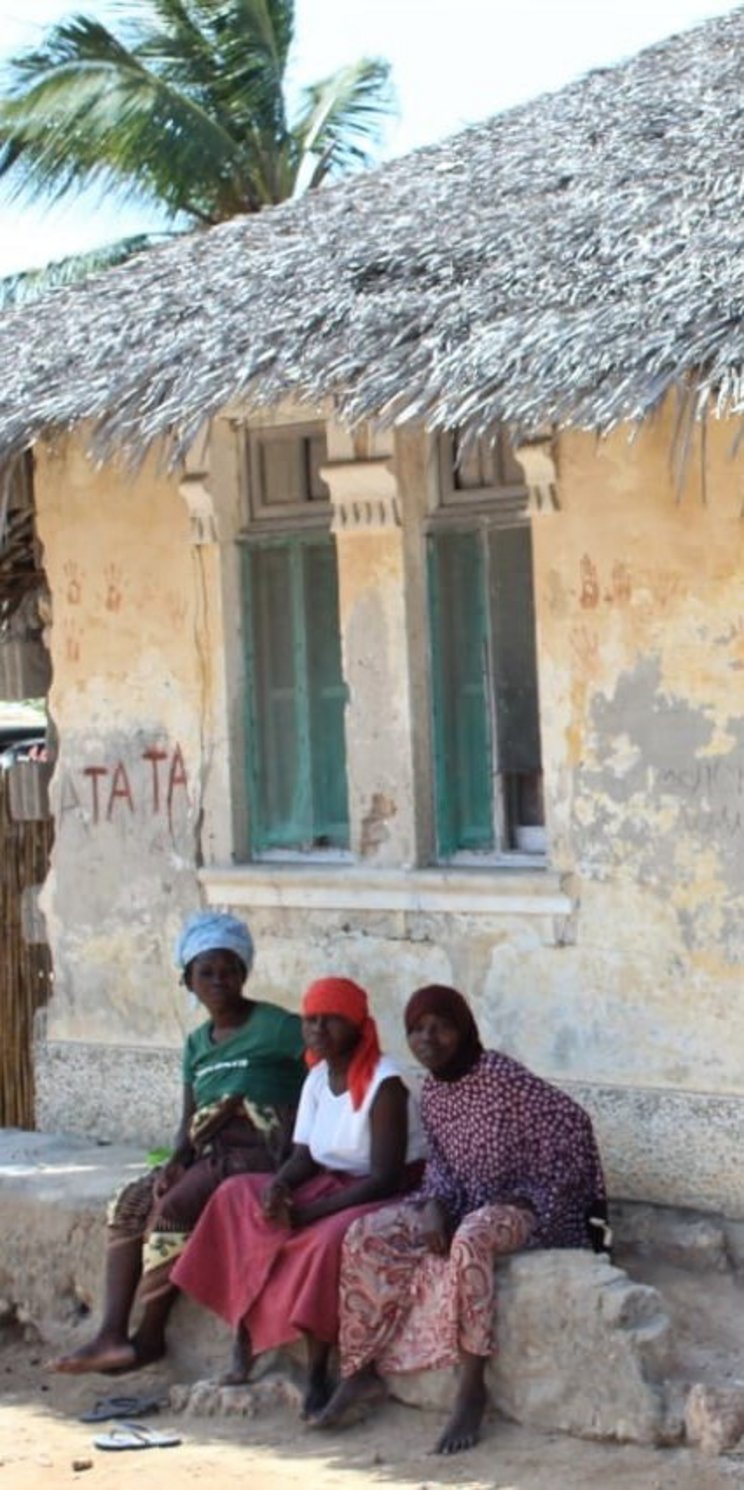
[0,1129,680,1445]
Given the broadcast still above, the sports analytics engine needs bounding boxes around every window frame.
[427,434,545,864]
[237,420,349,859]
[437,429,527,510]
[245,422,331,527]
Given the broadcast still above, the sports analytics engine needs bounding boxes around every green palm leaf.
[0,233,172,307]
[0,0,394,288]
[291,58,395,193]
[0,13,258,220]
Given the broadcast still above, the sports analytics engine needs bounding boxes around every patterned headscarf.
[175,911,254,978]
[404,984,483,1082]
[301,977,381,1111]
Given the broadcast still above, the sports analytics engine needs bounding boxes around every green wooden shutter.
[428,530,493,855]
[243,535,348,852]
[488,524,542,775]
[303,539,349,846]
[243,541,307,849]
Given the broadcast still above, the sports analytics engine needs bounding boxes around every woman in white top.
[173,976,425,1417]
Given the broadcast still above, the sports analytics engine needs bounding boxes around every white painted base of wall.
[34,1038,744,1218]
[35,1040,181,1147]
[566,1081,744,1220]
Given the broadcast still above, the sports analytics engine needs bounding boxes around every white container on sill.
[514,825,547,854]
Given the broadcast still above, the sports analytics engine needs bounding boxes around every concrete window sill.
[199,863,572,916]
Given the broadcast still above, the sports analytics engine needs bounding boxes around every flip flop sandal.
[93,1423,181,1452]
[80,1394,163,1423]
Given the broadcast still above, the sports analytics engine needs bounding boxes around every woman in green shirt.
[49,911,305,1376]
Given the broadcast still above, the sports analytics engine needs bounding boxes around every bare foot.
[310,1366,385,1428]
[434,1381,487,1455]
[46,1338,141,1376]
[218,1324,253,1387]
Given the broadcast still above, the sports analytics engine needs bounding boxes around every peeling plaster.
[573,656,744,956]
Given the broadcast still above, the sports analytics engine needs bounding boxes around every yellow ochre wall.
[35,440,207,1057]
[30,406,744,1215]
[533,412,744,1091]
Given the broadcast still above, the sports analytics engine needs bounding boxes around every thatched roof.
[2,7,744,465]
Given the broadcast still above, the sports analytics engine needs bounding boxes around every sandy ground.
[2,1334,744,1490]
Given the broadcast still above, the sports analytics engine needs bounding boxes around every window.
[428,435,544,858]
[438,429,525,505]
[247,424,330,522]
[240,423,348,854]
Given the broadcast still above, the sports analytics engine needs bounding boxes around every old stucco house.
[1,10,744,1220]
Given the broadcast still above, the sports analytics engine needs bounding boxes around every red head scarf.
[301,977,381,1111]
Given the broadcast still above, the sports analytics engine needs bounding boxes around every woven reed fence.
[0,768,53,1128]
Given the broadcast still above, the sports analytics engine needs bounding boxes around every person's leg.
[127,1156,233,1367]
[312,1203,427,1427]
[47,1232,145,1373]
[50,1237,188,1376]
[434,1203,534,1454]
[435,1351,488,1455]
[218,1321,254,1386]
[126,1283,178,1368]
[302,1334,333,1418]
[47,1172,162,1374]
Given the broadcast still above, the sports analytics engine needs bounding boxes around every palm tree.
[0,0,394,301]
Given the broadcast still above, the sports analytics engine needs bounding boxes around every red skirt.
[172,1170,393,1351]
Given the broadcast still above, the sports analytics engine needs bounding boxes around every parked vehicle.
[0,724,48,768]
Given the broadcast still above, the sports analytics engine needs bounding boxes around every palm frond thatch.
[2,9,744,465]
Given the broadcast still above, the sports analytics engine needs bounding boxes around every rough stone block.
[0,1134,680,1447]
[171,1373,304,1419]
[612,1201,729,1273]
[384,1251,680,1446]
[684,1382,744,1455]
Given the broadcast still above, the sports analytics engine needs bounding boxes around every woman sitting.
[49,910,305,1375]
[316,983,608,1455]
[173,976,425,1417]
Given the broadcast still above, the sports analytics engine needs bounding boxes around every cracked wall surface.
[526,408,744,1109]
[34,439,207,1053]
[29,406,744,1213]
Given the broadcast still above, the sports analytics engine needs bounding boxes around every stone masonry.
[0,1131,679,1446]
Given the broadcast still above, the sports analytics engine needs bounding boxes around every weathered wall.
[529,410,744,1092]
[30,407,744,1215]
[32,439,210,1125]
[511,410,744,1213]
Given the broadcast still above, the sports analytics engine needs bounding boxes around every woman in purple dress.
[315,984,608,1455]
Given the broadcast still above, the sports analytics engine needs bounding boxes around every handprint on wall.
[63,561,83,606]
[104,564,125,613]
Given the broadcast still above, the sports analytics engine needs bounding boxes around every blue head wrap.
[175,911,254,977]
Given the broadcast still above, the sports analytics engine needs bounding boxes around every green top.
[183,1001,305,1109]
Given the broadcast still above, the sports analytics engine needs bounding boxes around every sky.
[0,0,741,276]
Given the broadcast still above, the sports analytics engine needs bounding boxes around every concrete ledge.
[565,1082,744,1220]
[33,1039,744,1220]
[0,1130,232,1381]
[34,1043,181,1145]
[0,1131,679,1445]
[200,862,569,915]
